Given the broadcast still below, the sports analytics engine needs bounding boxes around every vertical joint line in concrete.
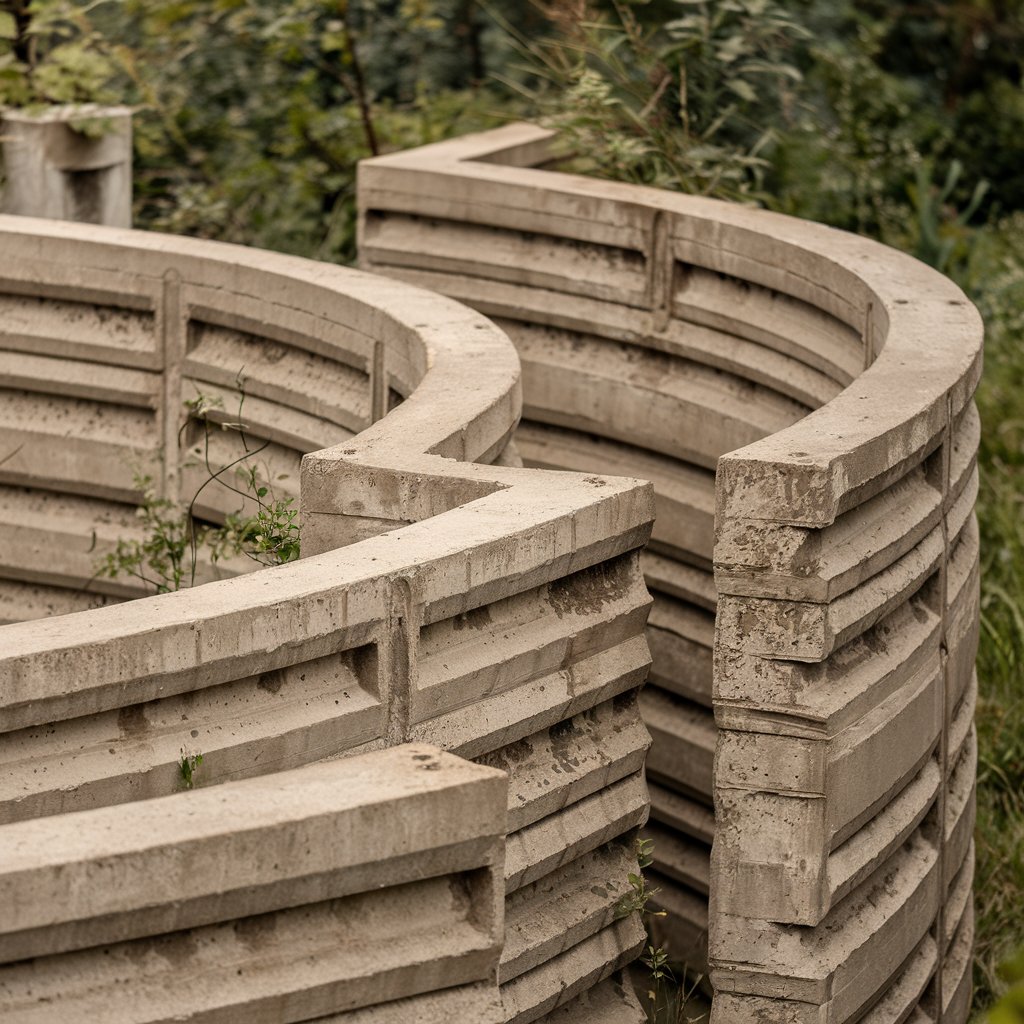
[648,211,672,333]
[863,300,876,370]
[383,574,418,746]
[371,339,387,424]
[159,269,185,503]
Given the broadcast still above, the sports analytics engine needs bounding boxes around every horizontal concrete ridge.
[0,744,507,961]
[0,209,657,1019]
[0,744,508,1021]
[356,123,981,1023]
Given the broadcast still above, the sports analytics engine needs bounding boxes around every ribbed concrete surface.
[0,215,655,1020]
[357,123,983,1023]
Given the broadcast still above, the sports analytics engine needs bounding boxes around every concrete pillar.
[1,105,132,227]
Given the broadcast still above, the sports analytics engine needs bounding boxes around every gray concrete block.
[0,745,508,1020]
[2,107,133,228]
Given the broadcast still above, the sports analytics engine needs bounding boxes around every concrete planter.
[0,104,132,227]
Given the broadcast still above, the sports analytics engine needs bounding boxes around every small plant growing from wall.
[179,384,301,570]
[615,835,663,919]
[616,836,706,1023]
[639,950,706,1024]
[98,472,198,593]
[96,374,300,594]
[178,748,202,790]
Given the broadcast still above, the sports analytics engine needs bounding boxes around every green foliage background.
[119,0,535,261]
[2,0,1023,1017]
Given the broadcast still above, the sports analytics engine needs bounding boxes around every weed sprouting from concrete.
[96,373,299,594]
[615,836,707,1022]
[178,748,203,790]
[615,835,664,920]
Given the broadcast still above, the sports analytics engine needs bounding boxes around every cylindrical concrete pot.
[0,104,132,227]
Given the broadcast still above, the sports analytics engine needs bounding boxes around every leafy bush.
[504,0,807,200]
[853,0,1024,213]
[768,8,939,236]
[0,0,128,109]
[963,217,1024,1006]
[118,0,527,262]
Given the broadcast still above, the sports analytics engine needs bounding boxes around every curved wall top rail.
[357,123,983,1024]
[0,214,657,1023]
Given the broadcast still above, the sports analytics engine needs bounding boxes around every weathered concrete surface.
[0,745,508,1022]
[1,106,133,227]
[0,744,506,961]
[0,212,656,1021]
[356,123,983,1023]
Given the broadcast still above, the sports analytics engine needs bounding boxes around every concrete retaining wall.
[0,214,655,1022]
[357,124,983,1023]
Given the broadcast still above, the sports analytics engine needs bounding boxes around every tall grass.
[967,216,1024,1014]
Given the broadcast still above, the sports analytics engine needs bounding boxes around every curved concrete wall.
[0,214,655,1022]
[357,123,983,1023]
